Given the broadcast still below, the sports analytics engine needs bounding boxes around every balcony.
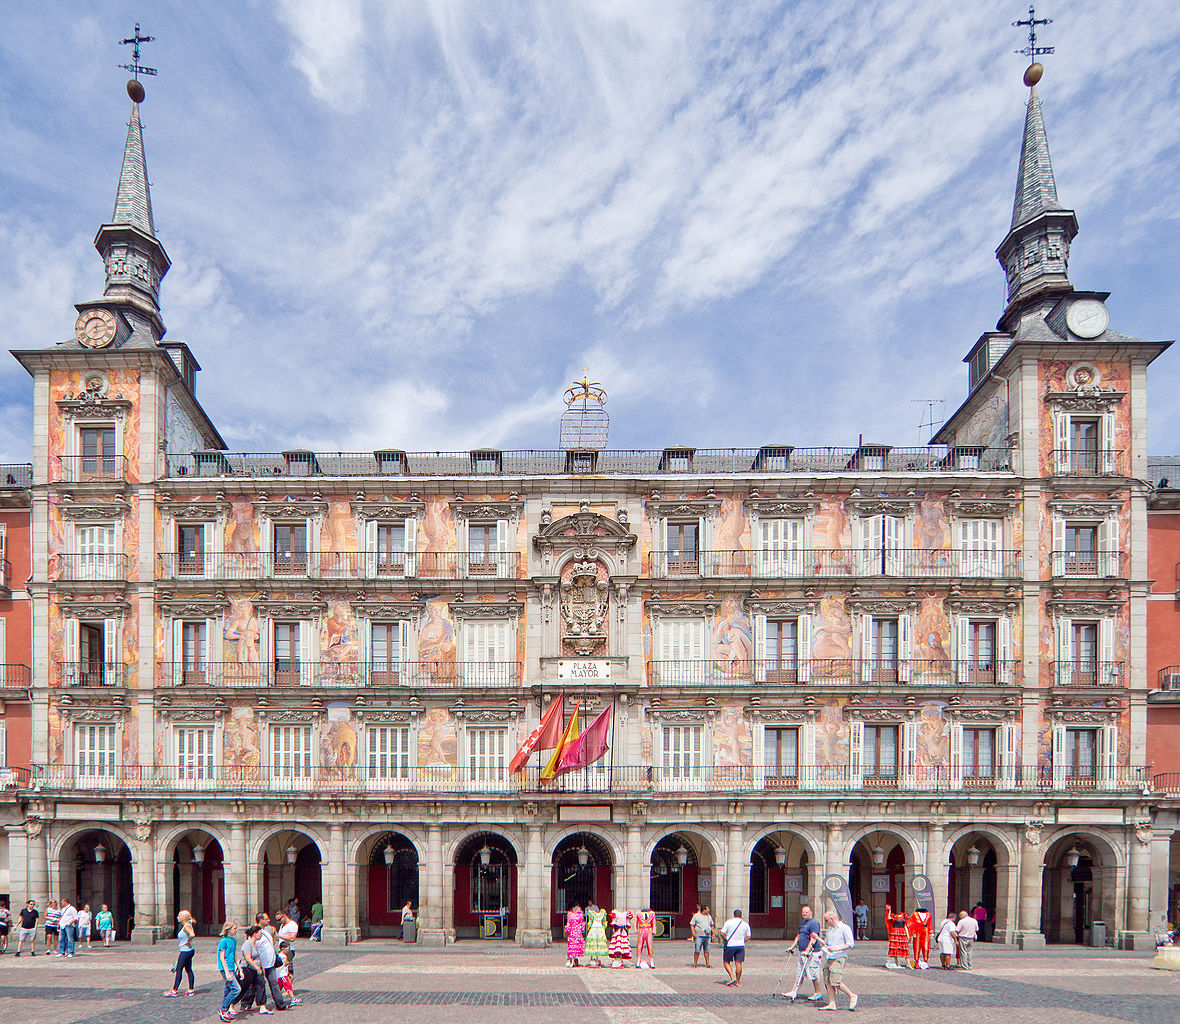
[649,658,1016,686]
[647,548,1023,580]
[0,664,31,689]
[57,661,127,688]
[0,463,32,487]
[164,445,1014,479]
[1051,660,1125,687]
[55,454,127,483]
[157,550,521,581]
[160,660,521,688]
[1052,449,1122,476]
[21,762,1151,796]
[55,553,130,582]
[1050,550,1126,579]
[0,558,10,594]
[1157,666,1180,691]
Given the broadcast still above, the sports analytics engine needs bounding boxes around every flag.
[540,701,580,781]
[554,706,611,777]
[509,694,565,773]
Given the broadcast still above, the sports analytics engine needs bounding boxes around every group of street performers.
[885,904,934,969]
[564,902,656,968]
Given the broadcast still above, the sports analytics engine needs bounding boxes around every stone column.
[626,823,644,911]
[926,824,947,916]
[1015,824,1045,949]
[1148,822,1177,942]
[518,823,549,947]
[320,824,349,945]
[130,828,159,945]
[9,820,43,902]
[1123,822,1153,949]
[726,824,746,917]
[226,823,248,926]
[824,824,843,914]
[418,825,447,947]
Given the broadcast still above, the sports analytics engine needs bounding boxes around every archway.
[260,830,322,925]
[60,829,134,941]
[550,832,614,939]
[453,831,517,940]
[848,830,909,939]
[649,831,715,933]
[946,832,1004,941]
[1040,834,1115,945]
[359,831,419,937]
[748,831,812,938]
[171,830,226,935]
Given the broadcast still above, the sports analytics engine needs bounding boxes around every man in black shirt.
[16,900,39,956]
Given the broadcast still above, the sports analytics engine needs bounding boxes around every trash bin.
[402,920,417,943]
[1088,921,1106,948]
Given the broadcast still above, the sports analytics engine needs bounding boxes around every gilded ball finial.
[127,78,145,103]
[1023,63,1043,88]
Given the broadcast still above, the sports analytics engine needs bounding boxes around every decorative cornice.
[354,501,425,521]
[750,708,810,723]
[158,598,230,619]
[58,496,132,520]
[352,597,421,619]
[645,499,720,519]
[1049,499,1121,517]
[260,710,315,725]
[845,704,910,723]
[453,708,517,722]
[254,594,327,618]
[1044,389,1125,412]
[1046,599,1124,616]
[157,495,230,520]
[646,597,718,619]
[745,497,821,518]
[57,398,132,421]
[948,708,1012,723]
[55,595,131,617]
[648,708,714,723]
[60,705,124,723]
[844,496,919,518]
[534,509,636,551]
[253,499,328,519]
[449,599,523,620]
[946,597,1019,615]
[357,709,418,724]
[159,707,221,723]
[451,500,523,520]
[745,598,814,617]
[947,498,1019,518]
[1051,707,1120,723]
[843,596,916,615]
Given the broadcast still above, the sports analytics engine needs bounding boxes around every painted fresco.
[417,707,457,771]
[710,595,752,677]
[811,497,850,551]
[320,498,357,555]
[812,595,853,670]
[914,595,952,671]
[417,597,456,684]
[420,498,456,576]
[814,698,849,767]
[957,381,1009,450]
[47,600,63,687]
[915,701,950,768]
[715,496,750,574]
[122,701,139,769]
[712,707,752,772]
[321,599,359,685]
[321,702,358,777]
[223,598,262,684]
[913,497,950,551]
[224,705,262,774]
[46,368,142,484]
[49,702,64,765]
[226,499,261,559]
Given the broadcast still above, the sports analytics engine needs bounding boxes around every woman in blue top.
[217,920,241,1021]
[164,910,197,996]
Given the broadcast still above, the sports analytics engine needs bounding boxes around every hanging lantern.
[479,844,493,867]
[774,845,788,868]
[192,843,206,866]
[1064,847,1081,869]
[285,844,298,865]
[658,859,668,876]
[676,845,689,867]
[871,845,886,869]
[965,845,981,868]
[94,843,107,864]
[383,844,395,866]
[577,845,589,867]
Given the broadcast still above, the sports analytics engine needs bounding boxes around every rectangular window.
[175,726,215,783]
[957,519,1002,576]
[962,727,995,780]
[758,519,804,576]
[177,524,205,576]
[467,521,510,577]
[860,515,904,575]
[371,622,407,684]
[180,621,207,684]
[966,621,996,682]
[79,426,117,479]
[664,522,700,575]
[872,618,899,680]
[1066,728,1098,779]
[75,723,117,781]
[656,618,707,684]
[270,725,313,783]
[662,724,703,780]
[79,622,104,686]
[863,725,898,779]
[273,622,300,684]
[767,727,799,785]
[75,524,118,580]
[467,726,508,783]
[376,522,408,575]
[1070,418,1099,471]
[764,619,798,682]
[367,725,412,781]
[273,523,308,575]
[1071,622,1099,684]
[461,620,513,685]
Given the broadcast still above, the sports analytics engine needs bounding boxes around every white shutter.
[690,619,706,684]
[1051,721,1066,788]
[998,720,1017,790]
[404,517,417,577]
[860,516,882,575]
[1098,722,1117,789]
[103,618,119,686]
[305,520,318,577]
[1098,517,1117,577]
[364,520,377,578]
[955,615,970,684]
[204,618,216,681]
[849,719,864,788]
[298,621,314,685]
[949,720,963,788]
[652,718,663,787]
[1053,411,1068,473]
[0,721,5,768]
[997,616,1012,684]
[753,614,766,682]
[64,619,79,685]
[1057,617,1073,686]
[493,619,512,685]
[801,716,816,789]
[901,718,917,788]
[202,523,216,577]
[359,618,373,685]
[1100,411,1116,473]
[495,520,512,578]
[797,612,812,682]
[898,613,913,682]
[1052,517,1066,576]
[752,723,766,789]
[884,515,903,576]
[463,620,481,685]
[860,613,874,682]
[1099,618,1116,685]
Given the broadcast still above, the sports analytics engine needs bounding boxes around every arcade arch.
[57,828,134,941]
[551,832,614,938]
[453,831,518,940]
[1040,832,1120,945]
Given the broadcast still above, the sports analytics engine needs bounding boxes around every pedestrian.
[238,925,264,1013]
[955,910,978,970]
[607,907,632,967]
[44,899,60,953]
[634,907,655,969]
[217,920,241,1022]
[16,899,39,956]
[564,902,585,968]
[935,913,957,969]
[399,900,415,940]
[77,904,93,950]
[907,905,933,969]
[720,909,752,987]
[57,898,78,958]
[276,912,298,944]
[853,899,869,941]
[818,909,857,1011]
[95,904,115,946]
[0,900,10,953]
[286,898,300,926]
[164,909,197,996]
[971,901,988,942]
[785,903,826,1003]
[310,900,323,942]
[884,905,909,969]
[276,940,301,1005]
[584,900,608,967]
[254,911,288,1010]
[689,903,714,968]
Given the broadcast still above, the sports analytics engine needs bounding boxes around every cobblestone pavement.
[0,941,1175,1024]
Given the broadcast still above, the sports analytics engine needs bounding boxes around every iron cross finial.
[118,22,158,80]
[1013,4,1054,62]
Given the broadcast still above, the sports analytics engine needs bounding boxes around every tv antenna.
[913,399,946,444]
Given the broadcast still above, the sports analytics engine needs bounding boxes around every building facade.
[4,72,1176,948]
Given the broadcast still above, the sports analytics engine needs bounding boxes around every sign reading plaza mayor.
[557,659,612,680]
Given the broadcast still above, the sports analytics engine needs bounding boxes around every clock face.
[75,308,117,349]
[1065,299,1110,339]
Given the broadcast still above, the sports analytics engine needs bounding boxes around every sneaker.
[185,989,196,995]
[849,994,859,1011]
[13,952,18,957]
[220,1013,235,1022]
[786,990,798,1000]
[259,1009,275,1015]
[163,990,179,997]
[808,993,826,1001]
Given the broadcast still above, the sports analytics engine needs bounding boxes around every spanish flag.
[509,694,565,774]
[540,701,580,782]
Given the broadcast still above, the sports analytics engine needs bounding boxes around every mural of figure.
[49,706,64,765]
[223,598,261,684]
[814,699,848,776]
[226,499,260,574]
[225,707,262,776]
[715,496,749,573]
[321,706,357,778]
[913,498,949,552]
[420,498,455,577]
[916,701,950,769]
[711,595,752,677]
[417,598,456,683]
[418,707,457,770]
[322,600,358,684]
[713,710,752,771]
[914,595,951,675]
[813,595,852,667]
[811,498,849,551]
[122,711,139,771]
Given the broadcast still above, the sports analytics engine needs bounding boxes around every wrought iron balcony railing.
[0,664,31,688]
[648,548,1023,580]
[157,550,521,581]
[54,454,128,483]
[1157,666,1180,691]
[160,660,521,688]
[0,558,10,590]
[649,658,1017,686]
[1050,549,1126,578]
[57,661,128,688]
[164,445,1014,479]
[1051,449,1122,476]
[22,762,1152,795]
[1051,660,1126,687]
[0,463,32,487]
[55,552,131,582]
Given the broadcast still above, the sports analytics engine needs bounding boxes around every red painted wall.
[1147,508,1180,780]
[1,503,32,770]
[2,704,32,770]
[367,863,400,927]
[749,866,786,932]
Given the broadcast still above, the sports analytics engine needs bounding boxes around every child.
[276,940,303,1006]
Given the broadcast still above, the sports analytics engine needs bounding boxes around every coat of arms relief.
[560,560,609,656]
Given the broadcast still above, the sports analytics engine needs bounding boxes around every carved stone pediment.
[254,594,327,618]
[354,501,425,521]
[449,599,523,620]
[353,597,421,619]
[58,496,132,520]
[648,708,713,723]
[645,499,720,519]
[751,708,810,723]
[1051,707,1120,723]
[57,398,133,422]
[453,708,517,722]
[646,597,718,620]
[946,597,1019,615]
[253,499,329,519]
[947,498,1020,517]
[843,597,916,615]
[746,497,821,518]
[158,598,230,619]
[1045,599,1124,616]
[159,707,221,723]
[451,499,523,521]
[535,509,636,548]
[845,705,909,723]
[745,598,814,617]
[844,495,919,518]
[1049,499,1121,517]
[949,708,1011,723]
[59,705,124,723]
[261,710,315,725]
[358,710,417,724]
[157,494,230,520]
[55,595,131,617]
[1044,389,1125,412]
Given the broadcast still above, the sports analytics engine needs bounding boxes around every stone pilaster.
[320,823,349,945]
[417,825,448,946]
[517,824,549,947]
[1015,824,1045,949]
[1122,822,1154,949]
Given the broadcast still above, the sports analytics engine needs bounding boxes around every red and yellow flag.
[540,701,580,782]
[509,694,565,774]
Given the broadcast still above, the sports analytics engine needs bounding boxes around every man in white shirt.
[57,900,79,958]
[720,909,753,986]
[820,910,858,1011]
[955,910,979,970]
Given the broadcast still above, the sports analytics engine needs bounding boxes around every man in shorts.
[819,909,858,1011]
[720,909,752,986]
[16,900,38,955]
[689,904,714,968]
[786,903,826,1002]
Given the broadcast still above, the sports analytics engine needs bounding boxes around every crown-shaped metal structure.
[559,374,609,451]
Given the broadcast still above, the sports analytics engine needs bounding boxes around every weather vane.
[1013,4,1054,88]
[118,22,157,103]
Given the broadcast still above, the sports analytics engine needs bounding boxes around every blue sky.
[1,1,1178,460]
